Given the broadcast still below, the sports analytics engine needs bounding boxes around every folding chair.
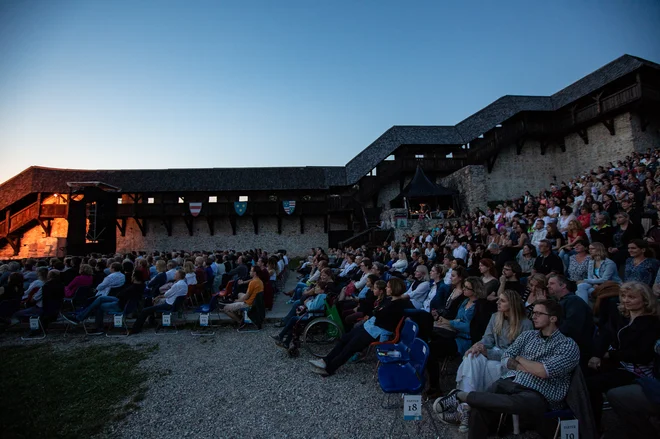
[156,296,186,335]
[21,314,46,341]
[238,292,265,333]
[377,338,439,438]
[62,285,94,313]
[106,299,139,337]
[190,303,216,336]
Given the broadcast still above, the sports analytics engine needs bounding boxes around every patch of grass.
[0,343,154,439]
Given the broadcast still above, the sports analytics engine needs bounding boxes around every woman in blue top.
[576,242,620,303]
[624,239,659,286]
[426,276,485,397]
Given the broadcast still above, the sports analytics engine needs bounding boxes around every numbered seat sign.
[561,419,579,439]
[113,314,123,328]
[200,313,209,327]
[403,394,422,421]
[162,313,171,326]
[29,316,40,331]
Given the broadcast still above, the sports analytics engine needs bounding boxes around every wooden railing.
[116,200,330,218]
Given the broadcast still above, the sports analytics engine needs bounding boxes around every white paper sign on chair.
[162,313,171,326]
[561,419,578,439]
[114,315,123,328]
[29,316,40,331]
[200,313,209,327]
[403,394,422,421]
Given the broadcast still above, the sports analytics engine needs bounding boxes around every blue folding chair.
[377,338,438,437]
[156,296,186,335]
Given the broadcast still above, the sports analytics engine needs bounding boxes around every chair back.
[399,318,419,347]
[123,298,139,315]
[172,295,186,312]
[246,292,265,328]
[409,338,430,377]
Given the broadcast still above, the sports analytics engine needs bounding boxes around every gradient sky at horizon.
[1,0,659,185]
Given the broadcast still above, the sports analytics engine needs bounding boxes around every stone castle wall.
[430,111,660,211]
[0,218,68,259]
[115,216,328,257]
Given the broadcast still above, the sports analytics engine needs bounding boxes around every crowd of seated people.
[0,249,289,335]
[304,149,660,437]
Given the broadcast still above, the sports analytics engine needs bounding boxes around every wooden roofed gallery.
[0,54,659,257]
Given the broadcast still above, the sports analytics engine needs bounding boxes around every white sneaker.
[458,403,470,433]
[309,359,326,369]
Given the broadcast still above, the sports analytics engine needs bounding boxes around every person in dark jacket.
[547,274,595,366]
[146,260,168,304]
[609,211,645,268]
[532,240,564,276]
[586,281,660,429]
[308,277,414,376]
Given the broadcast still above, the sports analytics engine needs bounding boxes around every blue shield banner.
[282,200,296,215]
[234,202,247,216]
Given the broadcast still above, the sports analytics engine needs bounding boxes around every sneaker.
[270,334,282,342]
[347,353,361,363]
[309,358,326,369]
[60,313,80,326]
[311,367,329,377]
[438,410,462,426]
[433,389,460,414]
[274,340,288,350]
[274,321,285,328]
[458,403,470,433]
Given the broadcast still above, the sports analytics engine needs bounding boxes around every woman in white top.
[392,251,409,272]
[435,289,532,416]
[183,261,197,285]
[403,265,431,309]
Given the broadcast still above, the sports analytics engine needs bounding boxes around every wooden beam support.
[516,138,525,155]
[229,216,237,235]
[183,216,194,236]
[639,112,650,132]
[540,141,549,156]
[253,215,259,235]
[324,215,329,233]
[39,219,52,237]
[116,219,127,237]
[602,119,615,136]
[486,149,500,173]
[277,215,282,235]
[6,235,20,255]
[207,216,215,236]
[577,129,589,145]
[300,215,305,234]
[135,218,147,237]
[162,218,173,236]
[559,142,566,153]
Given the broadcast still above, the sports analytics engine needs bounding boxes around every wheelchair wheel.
[302,318,343,358]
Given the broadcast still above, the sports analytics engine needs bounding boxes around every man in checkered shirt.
[453,299,580,438]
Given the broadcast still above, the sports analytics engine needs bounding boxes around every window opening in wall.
[147,197,155,204]
[117,198,122,204]
[446,152,453,158]
[239,195,249,202]
[371,167,377,176]
[178,197,185,204]
[415,154,424,159]
[385,155,395,161]
[496,124,502,128]
[209,196,217,203]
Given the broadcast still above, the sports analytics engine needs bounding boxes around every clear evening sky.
[1,0,659,184]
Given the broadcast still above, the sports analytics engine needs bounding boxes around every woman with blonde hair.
[576,242,620,303]
[587,281,660,429]
[435,289,533,429]
[183,261,197,285]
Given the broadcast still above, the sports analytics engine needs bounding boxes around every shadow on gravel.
[0,342,157,439]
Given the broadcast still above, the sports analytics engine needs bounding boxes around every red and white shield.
[189,202,202,217]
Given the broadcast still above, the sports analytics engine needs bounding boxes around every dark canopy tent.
[391,166,459,213]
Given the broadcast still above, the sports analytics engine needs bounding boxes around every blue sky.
[1,0,659,184]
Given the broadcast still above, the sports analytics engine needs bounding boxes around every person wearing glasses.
[441,299,579,438]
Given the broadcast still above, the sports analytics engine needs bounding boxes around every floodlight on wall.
[302,195,311,201]
[269,195,277,201]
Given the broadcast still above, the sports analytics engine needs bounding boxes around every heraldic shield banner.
[189,202,202,217]
[234,202,247,216]
[283,200,296,215]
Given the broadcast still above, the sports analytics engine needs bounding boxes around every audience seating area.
[2,148,660,438]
